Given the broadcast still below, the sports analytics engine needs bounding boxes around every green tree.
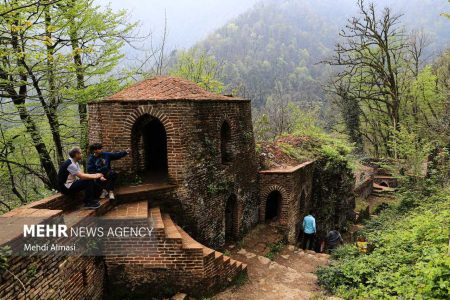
[170,49,224,93]
[0,0,138,202]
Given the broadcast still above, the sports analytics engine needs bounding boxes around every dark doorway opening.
[225,195,238,242]
[132,115,168,181]
[379,181,389,187]
[299,190,306,214]
[265,191,282,222]
[220,121,232,164]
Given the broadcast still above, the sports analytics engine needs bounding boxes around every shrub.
[317,184,450,299]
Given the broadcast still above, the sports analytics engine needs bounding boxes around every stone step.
[116,183,176,202]
[102,200,147,219]
[229,258,237,269]
[373,183,396,191]
[174,224,205,252]
[162,213,182,240]
[149,207,164,229]
[214,251,224,261]
[241,263,247,272]
[223,255,231,264]
[65,198,113,227]
[372,190,395,196]
[116,183,176,196]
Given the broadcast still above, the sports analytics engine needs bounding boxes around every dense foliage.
[326,1,449,158]
[188,0,449,111]
[255,107,356,234]
[317,180,450,299]
[0,0,139,212]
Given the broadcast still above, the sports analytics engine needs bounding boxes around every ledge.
[259,160,315,174]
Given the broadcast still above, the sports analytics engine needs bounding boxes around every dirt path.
[213,224,339,300]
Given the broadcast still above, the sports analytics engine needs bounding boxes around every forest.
[0,0,449,298]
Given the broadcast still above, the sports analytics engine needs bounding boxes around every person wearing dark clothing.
[302,210,316,250]
[58,147,105,209]
[326,228,344,252]
[87,143,128,200]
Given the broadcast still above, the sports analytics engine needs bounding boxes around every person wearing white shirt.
[57,147,106,209]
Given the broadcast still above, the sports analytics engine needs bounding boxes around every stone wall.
[312,157,356,237]
[258,162,314,243]
[354,177,373,199]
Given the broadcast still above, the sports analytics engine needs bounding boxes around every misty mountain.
[190,0,450,108]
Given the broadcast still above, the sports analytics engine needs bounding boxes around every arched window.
[220,121,232,164]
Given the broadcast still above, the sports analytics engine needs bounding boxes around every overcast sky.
[96,0,260,50]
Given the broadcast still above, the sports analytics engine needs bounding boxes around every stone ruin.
[0,76,350,299]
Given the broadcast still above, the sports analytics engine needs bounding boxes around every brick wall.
[0,194,105,300]
[0,255,104,300]
[103,220,205,298]
[88,99,259,247]
[258,162,314,243]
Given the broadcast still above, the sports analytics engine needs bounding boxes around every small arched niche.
[220,121,232,164]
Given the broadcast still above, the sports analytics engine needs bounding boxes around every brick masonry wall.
[104,222,205,298]
[259,163,314,244]
[354,177,374,199]
[88,100,259,248]
[0,255,104,300]
[0,194,106,300]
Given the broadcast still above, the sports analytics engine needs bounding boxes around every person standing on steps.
[87,143,129,200]
[58,147,106,209]
[302,210,316,250]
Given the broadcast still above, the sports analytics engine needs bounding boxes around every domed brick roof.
[105,76,244,101]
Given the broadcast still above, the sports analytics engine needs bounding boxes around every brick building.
[0,76,321,299]
[88,76,260,247]
[259,162,314,243]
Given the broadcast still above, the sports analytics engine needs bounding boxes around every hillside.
[189,0,450,108]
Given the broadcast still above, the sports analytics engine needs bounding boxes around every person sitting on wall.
[302,210,316,251]
[58,147,105,209]
[326,226,344,253]
[87,143,129,200]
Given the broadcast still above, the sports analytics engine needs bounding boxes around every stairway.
[372,183,396,197]
[103,201,247,296]
[154,207,248,281]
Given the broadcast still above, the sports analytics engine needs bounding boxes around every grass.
[264,240,285,260]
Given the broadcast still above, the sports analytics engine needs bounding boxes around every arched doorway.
[131,114,168,181]
[265,191,282,222]
[220,121,232,164]
[225,195,238,242]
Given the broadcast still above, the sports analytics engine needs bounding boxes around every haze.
[96,0,260,50]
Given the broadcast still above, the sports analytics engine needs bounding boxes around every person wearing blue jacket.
[302,210,316,250]
[87,143,129,200]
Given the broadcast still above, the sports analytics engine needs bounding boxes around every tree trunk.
[68,0,88,154]
[14,104,58,189]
